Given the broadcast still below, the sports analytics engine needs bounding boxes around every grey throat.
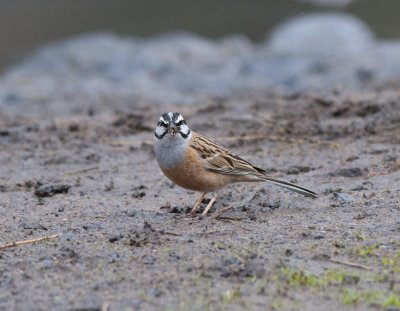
[154,130,192,169]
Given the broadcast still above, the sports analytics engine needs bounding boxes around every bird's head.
[154,112,191,140]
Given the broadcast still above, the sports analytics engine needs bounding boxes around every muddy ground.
[0,85,400,311]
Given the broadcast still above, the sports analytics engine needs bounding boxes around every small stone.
[383,154,397,162]
[40,258,54,269]
[286,165,311,175]
[333,192,354,203]
[182,234,194,243]
[334,167,365,178]
[108,235,122,243]
[126,211,136,217]
[169,206,183,214]
[148,287,162,297]
[285,249,293,256]
[34,183,71,197]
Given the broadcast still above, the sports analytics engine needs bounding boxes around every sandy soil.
[0,86,400,311]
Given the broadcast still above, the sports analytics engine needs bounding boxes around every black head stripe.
[158,120,168,127]
[161,113,171,122]
[176,119,186,126]
[172,112,181,122]
[158,113,171,127]
[154,130,167,139]
[172,112,186,126]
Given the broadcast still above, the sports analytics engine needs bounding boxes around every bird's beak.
[168,127,179,136]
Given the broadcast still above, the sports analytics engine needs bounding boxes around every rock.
[181,234,194,243]
[148,287,162,297]
[268,13,373,57]
[108,235,123,243]
[333,192,354,203]
[169,206,184,214]
[34,183,71,197]
[285,165,311,175]
[131,185,147,199]
[334,167,366,178]
[21,220,48,230]
[1,14,400,116]
[39,258,54,269]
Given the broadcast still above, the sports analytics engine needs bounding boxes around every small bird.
[154,112,317,216]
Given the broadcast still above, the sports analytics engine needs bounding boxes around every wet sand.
[1,85,400,310]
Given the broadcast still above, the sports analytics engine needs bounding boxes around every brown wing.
[189,133,318,198]
[190,132,265,176]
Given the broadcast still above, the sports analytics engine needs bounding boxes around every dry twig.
[330,257,371,270]
[218,216,245,221]
[64,166,99,176]
[0,234,59,250]
[212,206,234,219]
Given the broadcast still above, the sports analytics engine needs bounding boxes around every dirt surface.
[0,85,400,311]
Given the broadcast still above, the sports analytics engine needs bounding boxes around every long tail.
[259,176,317,198]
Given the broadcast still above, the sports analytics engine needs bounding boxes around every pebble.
[333,192,354,203]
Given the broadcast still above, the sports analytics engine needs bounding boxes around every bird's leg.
[202,196,217,216]
[190,192,206,216]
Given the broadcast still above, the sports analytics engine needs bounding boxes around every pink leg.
[202,197,217,216]
[190,192,206,216]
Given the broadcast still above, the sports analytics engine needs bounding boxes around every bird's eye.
[175,120,185,126]
[158,121,168,127]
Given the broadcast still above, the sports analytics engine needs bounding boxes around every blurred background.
[1,0,400,116]
[1,0,399,72]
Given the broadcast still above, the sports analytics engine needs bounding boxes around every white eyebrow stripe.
[175,114,184,123]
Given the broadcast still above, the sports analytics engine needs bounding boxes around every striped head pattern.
[154,112,191,140]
